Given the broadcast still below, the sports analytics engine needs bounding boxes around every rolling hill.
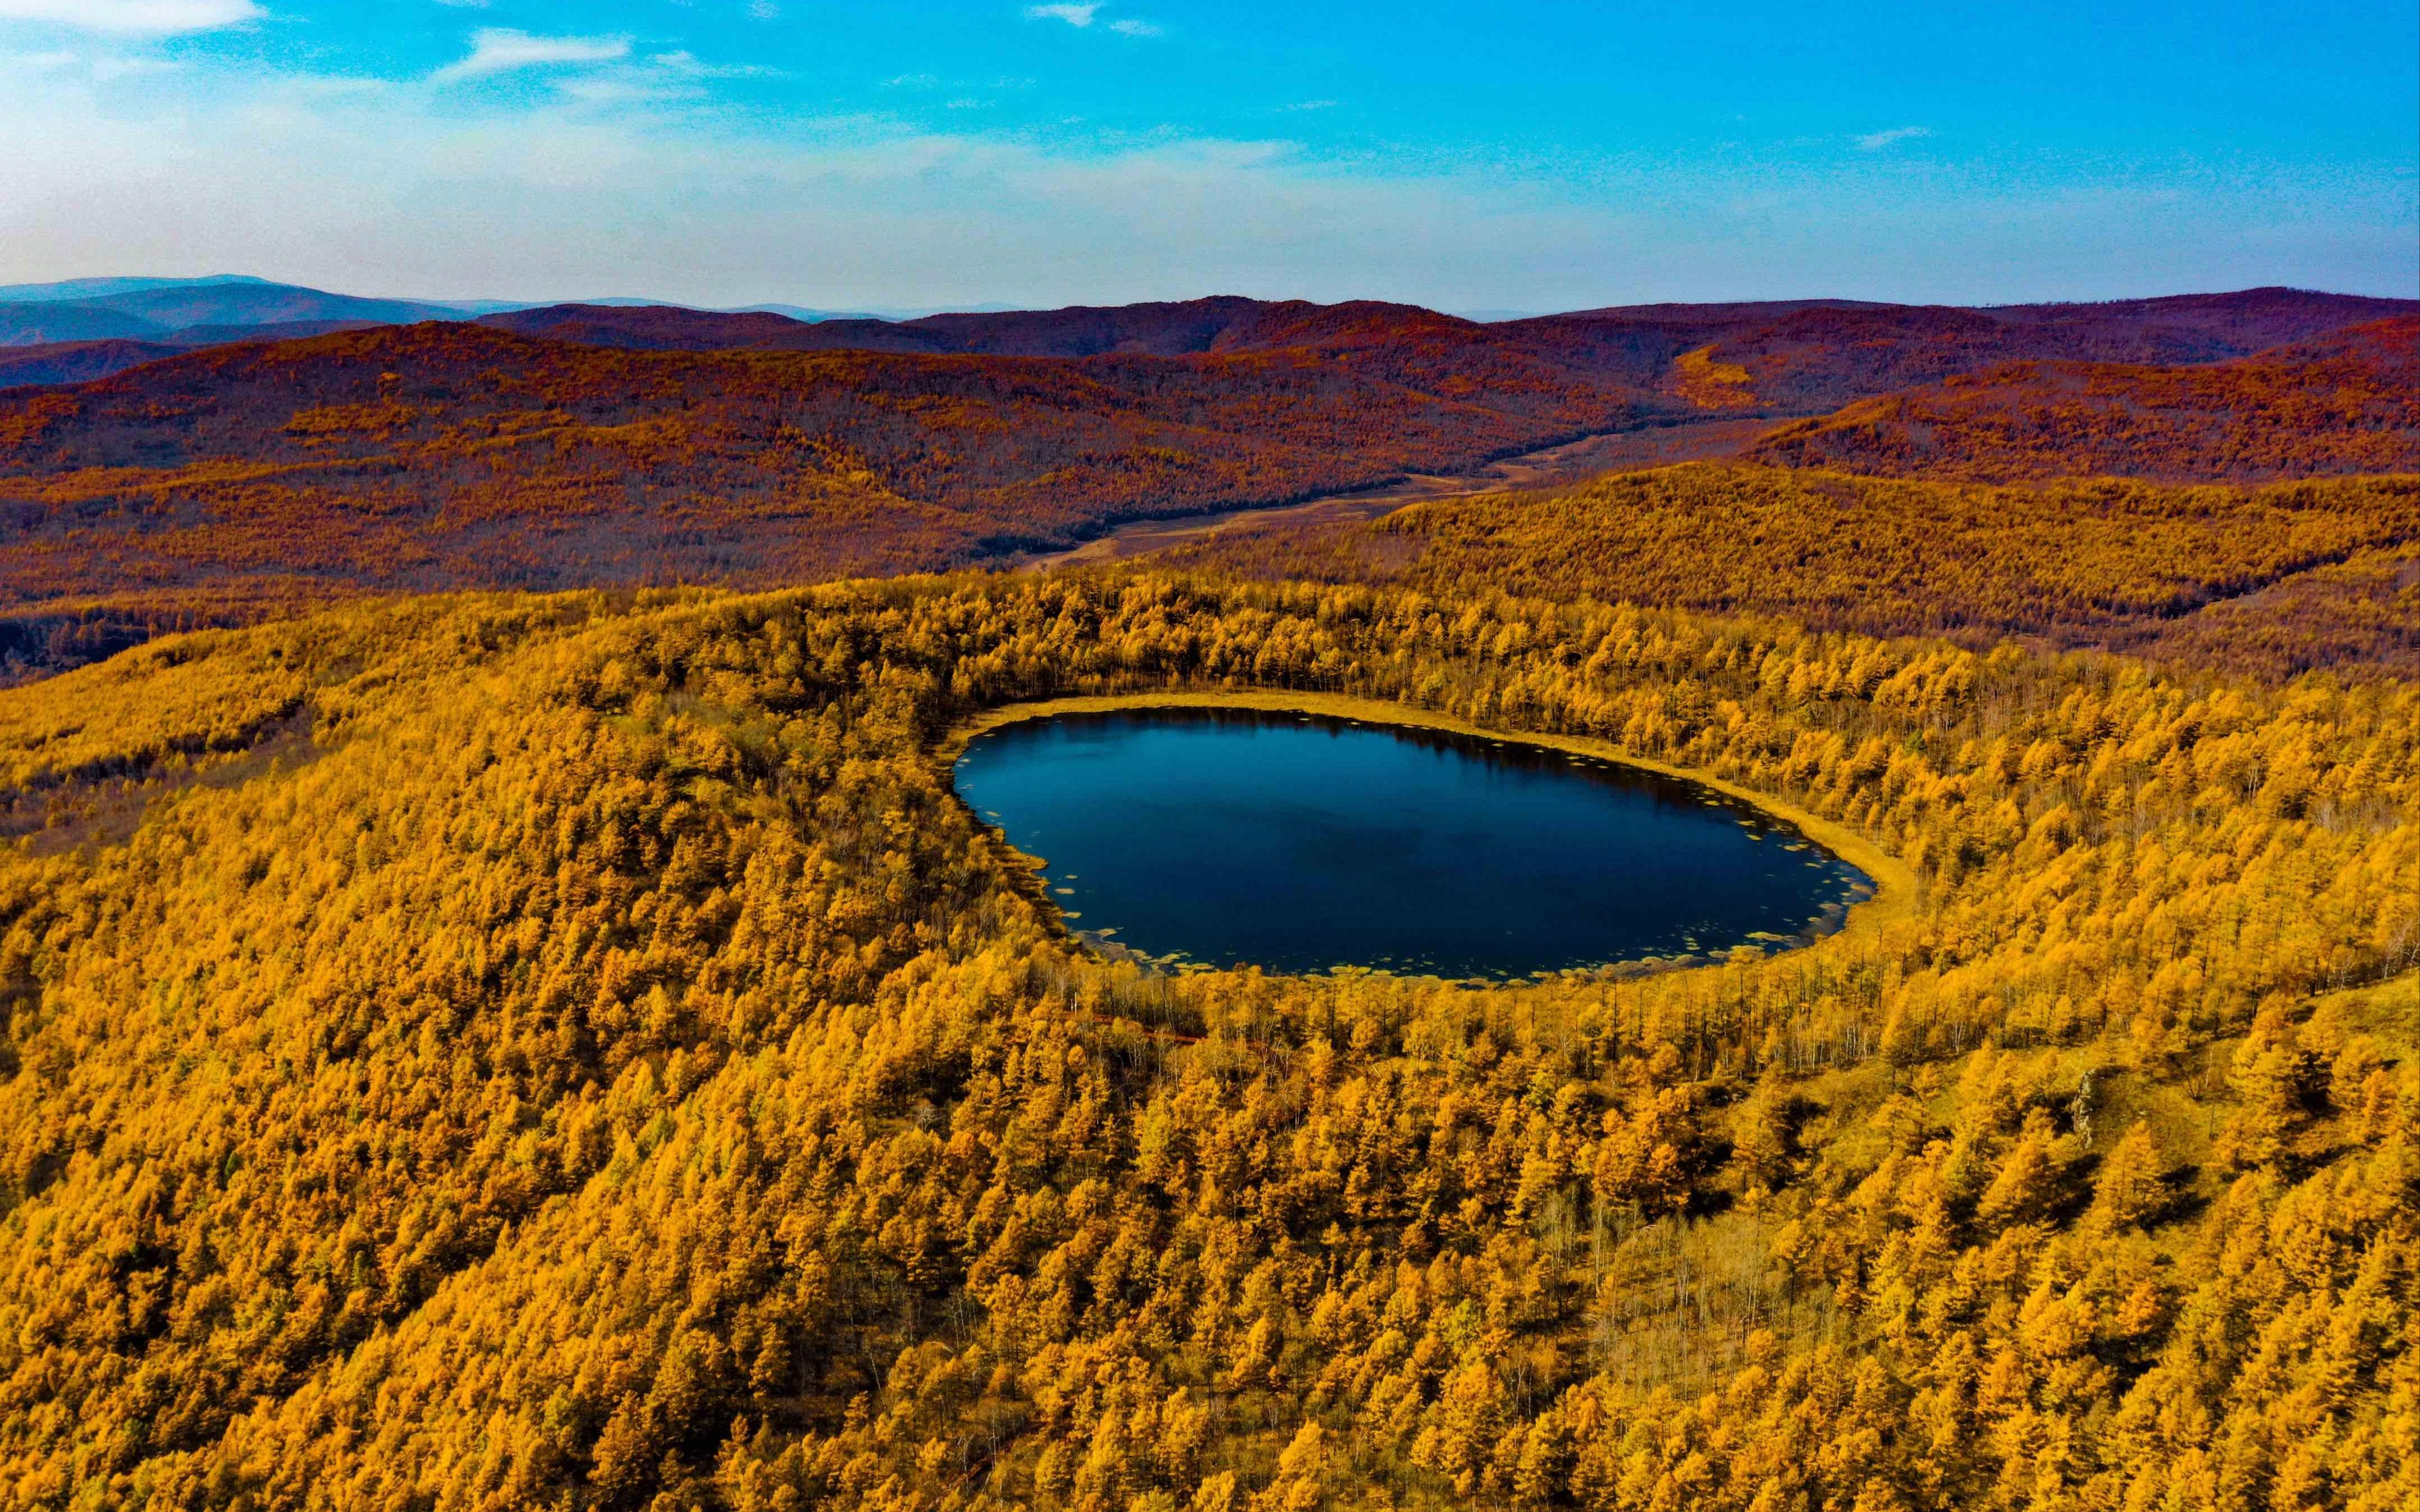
[0,303,166,346]
[73,281,461,332]
[481,287,2410,383]
[1746,317,2420,482]
[0,286,2408,683]
[0,273,276,304]
[0,339,191,390]
[1160,462,2420,679]
[0,278,463,355]
[1513,288,2418,413]
[0,318,1676,608]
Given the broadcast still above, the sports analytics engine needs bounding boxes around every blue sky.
[0,1,2412,310]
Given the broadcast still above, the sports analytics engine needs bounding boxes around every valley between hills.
[0,282,2414,1511]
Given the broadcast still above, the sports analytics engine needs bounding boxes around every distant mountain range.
[0,274,285,304]
[0,277,1040,384]
[8,276,2408,393]
[0,280,458,353]
[0,279,2409,682]
[0,275,951,355]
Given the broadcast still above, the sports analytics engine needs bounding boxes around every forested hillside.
[1747,318,2420,482]
[0,318,1679,611]
[0,289,2407,690]
[0,572,2412,1509]
[1525,289,2416,413]
[0,341,190,392]
[1165,465,2420,680]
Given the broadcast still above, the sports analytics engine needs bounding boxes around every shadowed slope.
[0,339,192,390]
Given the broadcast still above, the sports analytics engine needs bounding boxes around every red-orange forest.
[0,287,2415,1511]
[0,290,2410,677]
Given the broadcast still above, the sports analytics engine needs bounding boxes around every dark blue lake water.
[952,708,1871,979]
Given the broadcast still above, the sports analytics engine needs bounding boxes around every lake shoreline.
[937,688,1918,980]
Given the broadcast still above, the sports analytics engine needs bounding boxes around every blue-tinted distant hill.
[62,282,461,332]
[0,278,464,350]
[0,278,907,356]
[0,274,273,304]
[0,303,167,345]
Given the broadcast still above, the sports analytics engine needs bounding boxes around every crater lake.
[953,707,1872,979]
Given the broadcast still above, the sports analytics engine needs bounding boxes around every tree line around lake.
[0,571,2412,1510]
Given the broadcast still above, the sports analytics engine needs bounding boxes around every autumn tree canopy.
[0,572,2412,1510]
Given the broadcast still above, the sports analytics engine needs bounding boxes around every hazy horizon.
[1,1,2412,311]
[3,275,2409,327]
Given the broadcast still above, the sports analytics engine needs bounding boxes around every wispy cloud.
[653,51,777,81]
[1854,125,1932,151]
[747,1,779,19]
[1276,99,1337,113]
[8,42,2409,314]
[93,52,179,79]
[434,28,631,84]
[1026,5,1159,36]
[556,75,698,107]
[0,0,261,33]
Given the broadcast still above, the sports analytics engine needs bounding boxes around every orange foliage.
[1668,345,1758,409]
[0,320,1685,610]
[0,574,2412,1509]
[1749,317,2419,482]
[1162,464,2420,680]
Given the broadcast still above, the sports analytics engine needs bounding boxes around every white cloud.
[0,0,260,34]
[1276,99,1337,112]
[0,48,2409,313]
[434,29,632,83]
[93,52,179,79]
[0,61,1633,309]
[653,51,776,80]
[748,1,779,18]
[557,75,702,106]
[1854,125,1932,151]
[1026,8,1159,39]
